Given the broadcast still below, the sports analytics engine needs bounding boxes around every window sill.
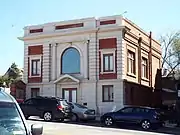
[61,72,80,75]
[141,77,149,82]
[102,100,114,102]
[100,71,115,74]
[127,73,136,78]
[29,75,41,78]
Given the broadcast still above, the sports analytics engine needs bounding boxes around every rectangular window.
[62,89,77,103]
[31,88,40,98]
[127,50,135,74]
[31,59,40,76]
[102,85,113,102]
[142,57,148,78]
[103,54,114,72]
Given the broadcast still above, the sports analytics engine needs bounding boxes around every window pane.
[72,90,77,103]
[109,55,113,70]
[127,51,135,74]
[32,61,36,75]
[132,60,135,73]
[109,86,114,101]
[32,60,40,75]
[75,103,87,109]
[0,102,26,135]
[142,65,145,77]
[103,86,113,102]
[128,58,131,72]
[121,107,133,113]
[103,54,113,72]
[104,56,109,71]
[103,87,109,101]
[142,58,148,78]
[64,90,69,102]
[37,60,40,75]
[133,108,144,113]
[145,66,147,78]
[62,48,80,74]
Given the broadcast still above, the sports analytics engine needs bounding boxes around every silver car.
[0,88,43,135]
[68,102,96,121]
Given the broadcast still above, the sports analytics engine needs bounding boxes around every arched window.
[61,47,80,74]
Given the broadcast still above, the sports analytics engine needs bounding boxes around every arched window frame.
[61,47,81,74]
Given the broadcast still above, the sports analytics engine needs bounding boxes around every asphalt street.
[27,118,179,135]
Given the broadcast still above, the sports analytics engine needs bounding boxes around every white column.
[52,43,57,81]
[89,34,97,80]
[42,43,50,82]
[117,34,126,79]
[23,45,29,83]
[55,43,58,79]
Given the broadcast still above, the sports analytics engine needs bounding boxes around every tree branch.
[161,31,180,68]
[166,62,180,77]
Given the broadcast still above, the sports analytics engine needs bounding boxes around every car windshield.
[0,101,27,135]
[74,103,87,109]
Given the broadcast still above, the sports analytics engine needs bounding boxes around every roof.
[124,105,155,109]
[35,96,65,100]
[0,88,14,103]
[3,67,16,77]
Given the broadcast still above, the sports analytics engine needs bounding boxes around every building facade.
[19,15,161,114]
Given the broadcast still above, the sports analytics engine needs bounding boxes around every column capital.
[51,42,58,47]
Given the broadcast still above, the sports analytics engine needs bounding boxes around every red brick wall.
[99,38,117,80]
[28,45,43,83]
[28,45,43,55]
[55,23,83,30]
[29,28,43,33]
[100,20,116,25]
[28,77,42,83]
[99,38,117,49]
[99,73,117,80]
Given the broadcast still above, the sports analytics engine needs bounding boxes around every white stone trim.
[52,43,57,80]
[29,55,42,78]
[100,48,116,74]
[54,74,80,84]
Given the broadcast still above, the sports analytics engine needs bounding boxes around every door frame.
[62,88,77,102]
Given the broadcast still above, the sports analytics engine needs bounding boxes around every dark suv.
[19,96,72,121]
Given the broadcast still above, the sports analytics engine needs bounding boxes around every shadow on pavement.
[29,117,179,135]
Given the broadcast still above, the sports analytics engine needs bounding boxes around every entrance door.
[63,88,77,102]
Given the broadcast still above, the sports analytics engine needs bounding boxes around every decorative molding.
[54,74,80,84]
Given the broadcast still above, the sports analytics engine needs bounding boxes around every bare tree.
[161,31,180,77]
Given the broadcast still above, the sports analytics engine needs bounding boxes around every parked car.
[0,88,43,135]
[100,106,163,130]
[68,102,96,121]
[19,96,72,121]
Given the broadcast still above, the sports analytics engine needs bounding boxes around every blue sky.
[0,0,179,75]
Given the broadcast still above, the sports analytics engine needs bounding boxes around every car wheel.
[104,117,114,126]
[71,113,79,122]
[141,120,151,130]
[43,112,52,121]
